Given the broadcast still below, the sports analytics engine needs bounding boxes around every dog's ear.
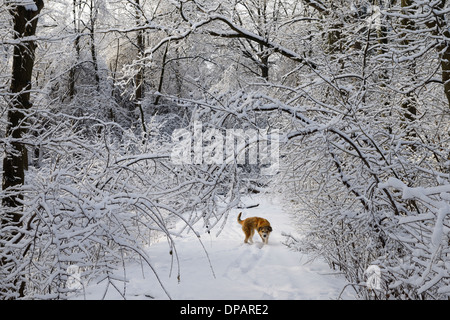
[268,226,273,232]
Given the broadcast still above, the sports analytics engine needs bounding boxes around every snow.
[72,195,356,300]
[24,4,38,11]
[16,1,39,11]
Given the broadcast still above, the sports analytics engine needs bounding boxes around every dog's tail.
[237,212,244,225]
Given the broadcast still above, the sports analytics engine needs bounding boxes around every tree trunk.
[441,46,450,108]
[1,0,44,298]
[134,0,146,133]
[425,0,450,109]
[68,0,81,100]
[259,48,269,81]
[436,0,450,109]
[154,42,169,106]
[89,0,100,88]
[3,0,44,222]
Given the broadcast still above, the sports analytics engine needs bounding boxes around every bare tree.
[1,0,44,298]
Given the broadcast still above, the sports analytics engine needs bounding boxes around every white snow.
[16,1,39,11]
[73,195,356,300]
[24,4,38,11]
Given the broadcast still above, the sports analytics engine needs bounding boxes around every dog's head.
[258,225,272,240]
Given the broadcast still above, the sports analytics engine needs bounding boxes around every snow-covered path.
[79,196,356,300]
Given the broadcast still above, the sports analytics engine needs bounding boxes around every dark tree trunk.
[1,0,44,298]
[89,0,100,88]
[3,0,43,221]
[441,46,450,108]
[134,0,146,133]
[68,0,81,100]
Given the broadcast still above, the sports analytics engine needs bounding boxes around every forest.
[0,0,449,300]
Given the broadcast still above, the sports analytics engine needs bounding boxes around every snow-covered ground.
[74,195,356,300]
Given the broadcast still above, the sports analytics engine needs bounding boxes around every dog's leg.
[249,229,255,243]
[243,227,251,244]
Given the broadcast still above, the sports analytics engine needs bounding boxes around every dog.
[237,212,272,244]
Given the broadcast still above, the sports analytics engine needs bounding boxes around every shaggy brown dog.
[237,212,272,244]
